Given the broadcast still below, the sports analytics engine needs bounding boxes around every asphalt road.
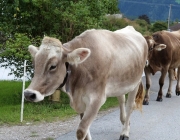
[56,72,180,140]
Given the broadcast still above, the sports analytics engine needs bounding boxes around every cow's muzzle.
[24,91,36,102]
[24,89,44,102]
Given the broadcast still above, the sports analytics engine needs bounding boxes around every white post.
[167,4,172,31]
[20,60,27,122]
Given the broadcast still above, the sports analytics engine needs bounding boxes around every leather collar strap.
[59,62,70,89]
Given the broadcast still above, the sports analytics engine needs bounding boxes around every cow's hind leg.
[176,68,180,96]
[143,67,151,105]
[166,69,173,98]
[117,95,126,125]
[156,69,168,101]
[119,85,139,140]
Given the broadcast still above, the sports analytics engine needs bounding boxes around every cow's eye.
[49,65,56,71]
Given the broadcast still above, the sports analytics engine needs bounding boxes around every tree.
[138,14,150,24]
[151,21,167,32]
[101,16,128,31]
[0,0,119,79]
[0,33,34,79]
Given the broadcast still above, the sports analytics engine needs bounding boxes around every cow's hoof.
[143,100,149,105]
[166,93,171,98]
[156,97,163,102]
[119,135,129,140]
[176,91,180,96]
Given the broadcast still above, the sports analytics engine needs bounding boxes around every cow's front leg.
[176,68,180,96]
[77,95,106,140]
[79,113,91,140]
[166,69,174,98]
[143,67,151,105]
[157,69,168,101]
[119,85,139,140]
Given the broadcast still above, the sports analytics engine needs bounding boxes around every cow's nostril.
[29,93,36,100]
[24,91,36,102]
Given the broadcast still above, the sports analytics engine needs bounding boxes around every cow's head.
[144,35,166,52]
[24,36,91,102]
[144,35,166,66]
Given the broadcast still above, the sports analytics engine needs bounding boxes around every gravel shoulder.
[0,107,118,140]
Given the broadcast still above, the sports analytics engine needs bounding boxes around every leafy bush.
[101,16,128,31]
[151,21,168,32]
[135,19,148,27]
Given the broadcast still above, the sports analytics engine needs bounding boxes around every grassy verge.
[0,81,119,125]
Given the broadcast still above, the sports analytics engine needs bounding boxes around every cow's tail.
[135,81,144,111]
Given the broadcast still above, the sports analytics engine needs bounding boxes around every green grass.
[0,81,119,125]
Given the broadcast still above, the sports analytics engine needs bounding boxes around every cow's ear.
[28,45,38,57]
[67,48,91,66]
[154,44,166,51]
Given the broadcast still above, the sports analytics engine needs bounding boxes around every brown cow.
[143,30,180,105]
[24,26,148,140]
